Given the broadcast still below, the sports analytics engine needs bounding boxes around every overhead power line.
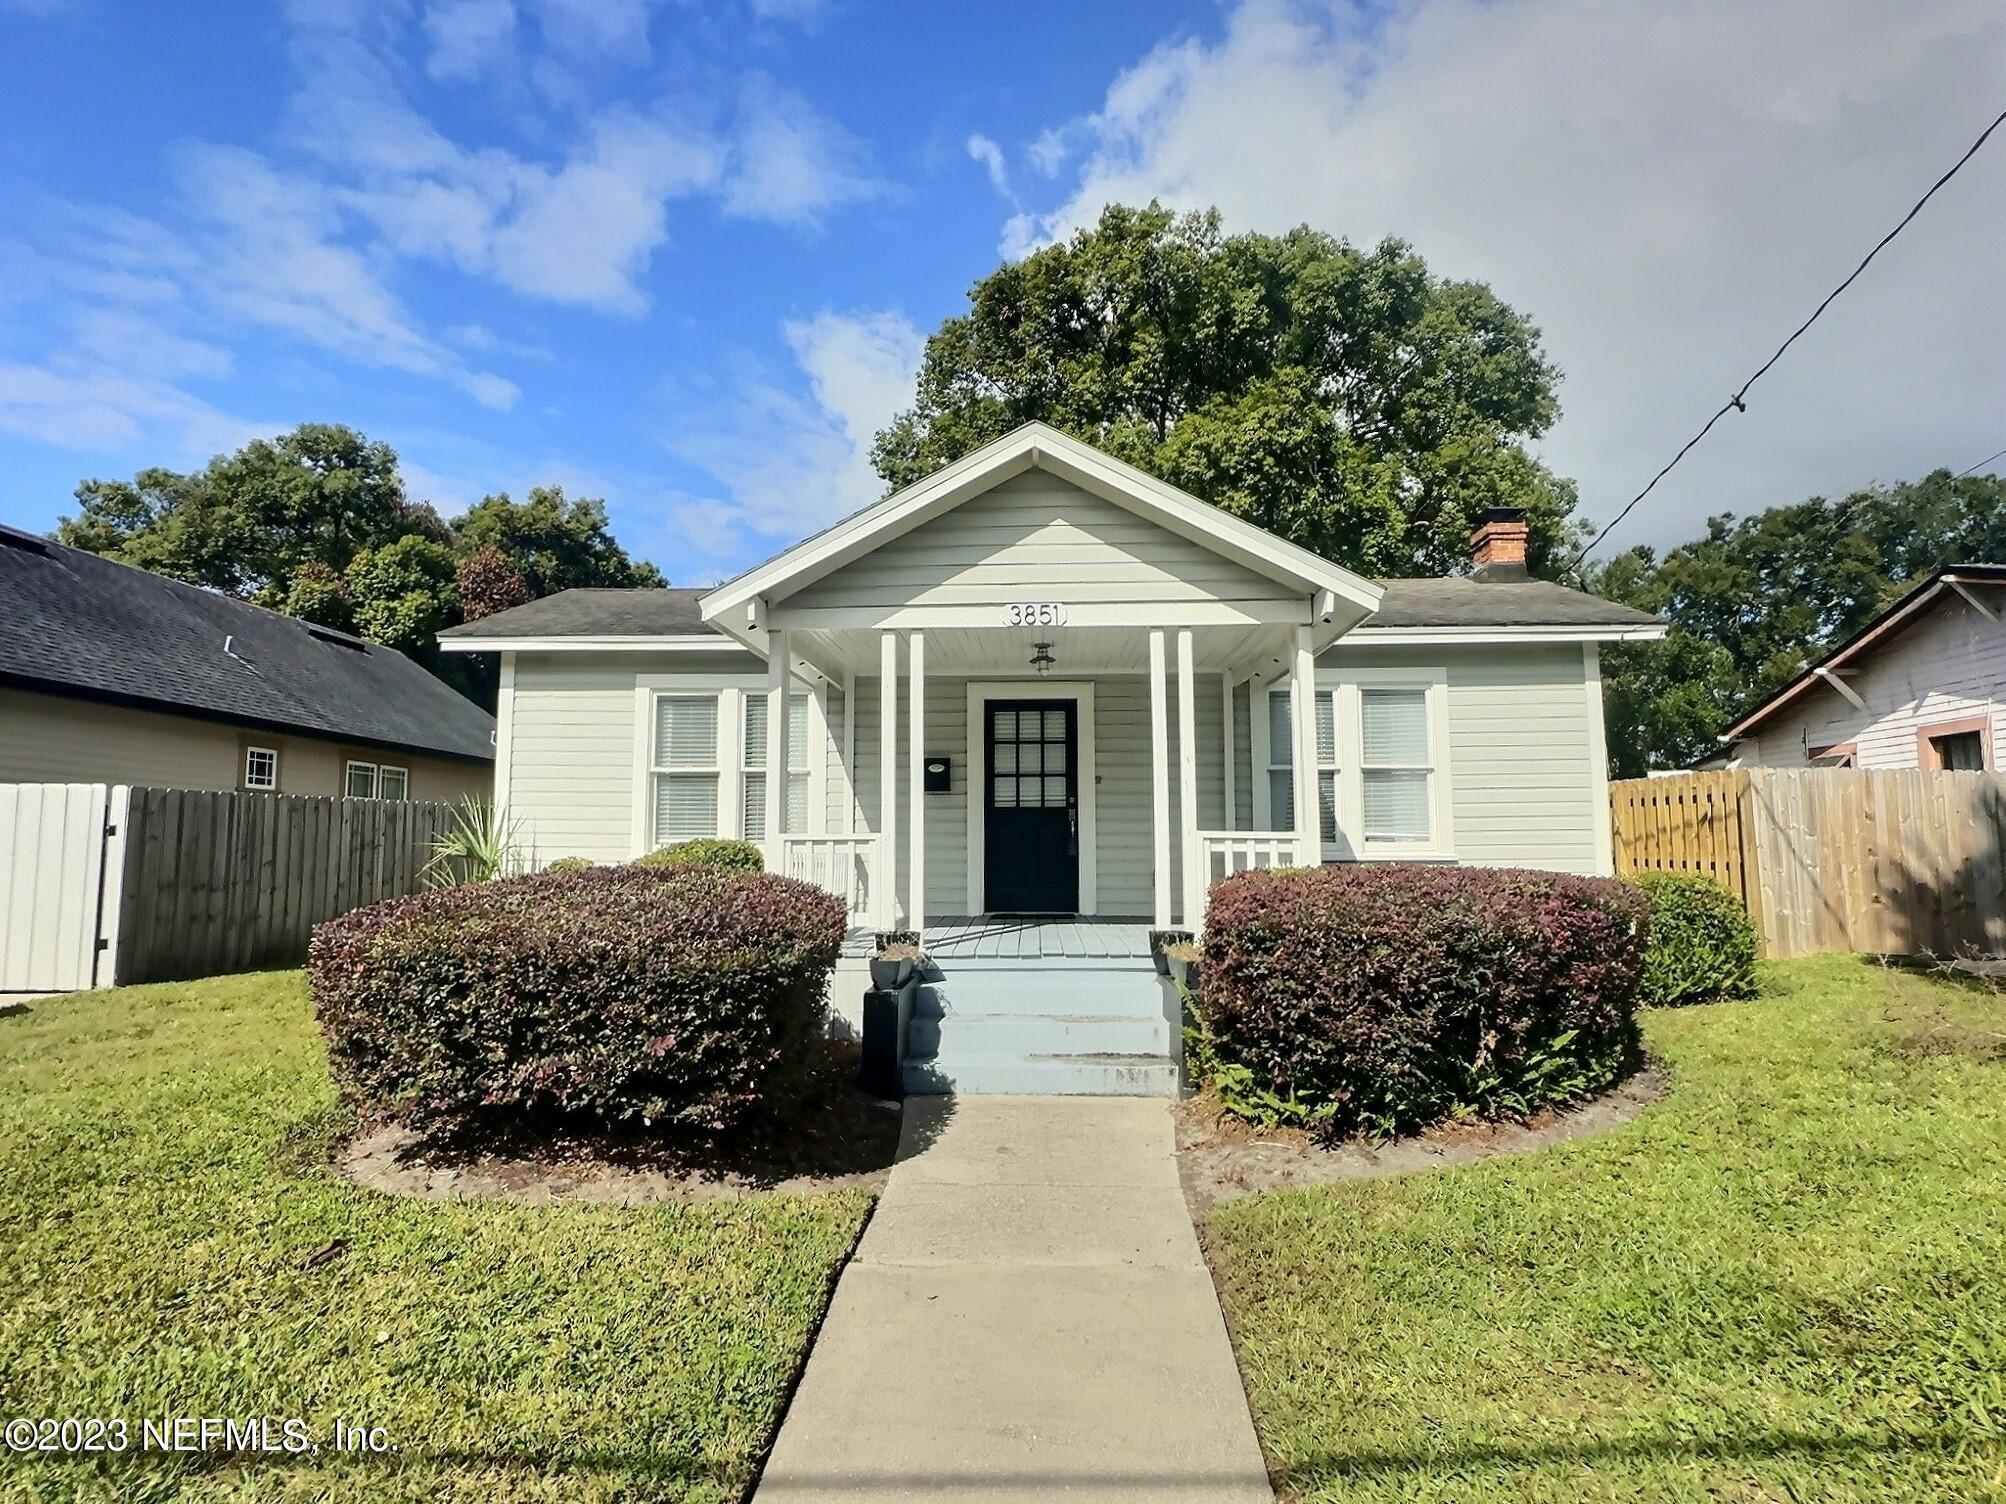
[1567,105,2006,579]
[1955,444,2006,478]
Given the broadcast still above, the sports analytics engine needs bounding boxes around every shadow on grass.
[1280,1423,1986,1489]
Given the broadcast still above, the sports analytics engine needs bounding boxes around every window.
[1359,689,1432,843]
[344,760,409,800]
[742,692,810,839]
[1267,676,1448,854]
[242,745,278,791]
[1266,688,1338,842]
[652,694,721,844]
[1808,742,1856,768]
[1932,729,1986,772]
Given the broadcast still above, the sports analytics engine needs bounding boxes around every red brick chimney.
[1470,506,1530,581]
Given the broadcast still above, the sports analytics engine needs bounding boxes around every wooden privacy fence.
[1612,769,2006,958]
[1,784,458,991]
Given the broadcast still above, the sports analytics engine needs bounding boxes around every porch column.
[765,628,790,865]
[1176,628,1200,932]
[907,630,926,934]
[1291,624,1318,865]
[878,630,898,929]
[1149,626,1172,929]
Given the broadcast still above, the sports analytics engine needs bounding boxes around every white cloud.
[0,361,264,456]
[967,132,1012,199]
[1015,0,2006,550]
[662,309,922,574]
[423,0,516,79]
[721,75,888,226]
[1026,126,1070,178]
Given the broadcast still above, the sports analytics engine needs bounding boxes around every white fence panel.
[0,783,127,994]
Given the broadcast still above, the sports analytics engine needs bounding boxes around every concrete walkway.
[753,1095,1273,1502]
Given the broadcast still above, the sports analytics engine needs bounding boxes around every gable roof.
[698,422,1386,630]
[442,587,712,640]
[0,525,495,763]
[1362,577,1663,632]
[1723,564,2006,742]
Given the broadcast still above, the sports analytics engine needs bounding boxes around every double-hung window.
[652,694,721,844]
[1265,688,1339,843]
[1265,673,1450,856]
[345,759,409,800]
[742,692,811,840]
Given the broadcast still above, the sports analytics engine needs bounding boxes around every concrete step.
[913,969,1171,1021]
[907,1010,1173,1060]
[902,1051,1181,1097]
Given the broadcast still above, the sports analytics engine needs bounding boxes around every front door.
[984,700,1079,913]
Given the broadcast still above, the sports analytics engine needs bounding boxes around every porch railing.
[1194,831,1305,886]
[775,834,878,924]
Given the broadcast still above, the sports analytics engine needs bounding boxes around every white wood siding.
[503,653,645,863]
[1739,589,2005,769]
[786,471,1297,613]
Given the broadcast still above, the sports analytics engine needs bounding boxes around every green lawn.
[0,972,871,1503]
[1207,955,2006,1502]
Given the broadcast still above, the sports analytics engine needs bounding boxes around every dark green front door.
[984,700,1079,913]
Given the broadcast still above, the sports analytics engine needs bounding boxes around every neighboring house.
[0,524,495,801]
[1720,564,2005,771]
[440,424,1662,1092]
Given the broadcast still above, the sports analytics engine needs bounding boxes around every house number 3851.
[1003,602,1067,628]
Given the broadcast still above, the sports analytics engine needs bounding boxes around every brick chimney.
[1470,506,1529,581]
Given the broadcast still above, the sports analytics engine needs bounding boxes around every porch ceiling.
[784,620,1300,677]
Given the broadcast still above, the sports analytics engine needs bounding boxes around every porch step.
[913,968,1171,1021]
[901,1050,1180,1097]
[907,1010,1172,1060]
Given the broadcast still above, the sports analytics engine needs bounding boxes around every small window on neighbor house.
[1932,730,1986,772]
[1808,744,1855,768]
[345,761,378,799]
[243,746,278,791]
[378,766,409,800]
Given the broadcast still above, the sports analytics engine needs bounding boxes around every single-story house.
[1720,564,2004,771]
[0,524,495,801]
[441,423,1663,1093]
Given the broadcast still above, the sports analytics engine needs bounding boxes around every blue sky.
[3,0,2002,582]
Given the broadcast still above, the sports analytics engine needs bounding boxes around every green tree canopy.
[1589,468,2006,774]
[56,424,666,703]
[872,203,1583,575]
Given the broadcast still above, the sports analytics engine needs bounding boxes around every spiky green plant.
[421,797,523,887]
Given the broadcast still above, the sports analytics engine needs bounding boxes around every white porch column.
[1148,626,1172,929]
[765,627,790,865]
[1291,624,1318,865]
[878,630,898,930]
[1177,628,1200,931]
[907,630,926,934]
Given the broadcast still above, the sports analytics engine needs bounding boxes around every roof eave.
[437,634,728,654]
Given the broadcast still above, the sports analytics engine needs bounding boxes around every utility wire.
[1955,444,2006,478]
[1566,105,2006,580]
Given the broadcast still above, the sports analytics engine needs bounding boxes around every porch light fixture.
[1029,641,1056,676]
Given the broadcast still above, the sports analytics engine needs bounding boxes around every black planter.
[869,955,916,990]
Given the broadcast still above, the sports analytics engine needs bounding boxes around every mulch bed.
[1175,1067,1668,1216]
[337,1045,904,1205]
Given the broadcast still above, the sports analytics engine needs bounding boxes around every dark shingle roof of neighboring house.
[440,587,712,638]
[1723,563,2006,742]
[0,525,495,763]
[442,578,1660,640]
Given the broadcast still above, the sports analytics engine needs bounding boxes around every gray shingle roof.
[444,577,1658,639]
[1364,577,1662,629]
[440,586,713,638]
[0,527,495,762]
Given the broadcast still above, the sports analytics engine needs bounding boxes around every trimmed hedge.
[634,838,765,873]
[1202,864,1651,1139]
[310,863,846,1137]
[1633,872,1758,1006]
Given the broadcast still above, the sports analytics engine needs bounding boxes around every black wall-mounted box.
[924,757,951,793]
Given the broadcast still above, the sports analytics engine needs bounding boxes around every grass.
[0,972,872,1503]
[1207,955,2006,1502]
